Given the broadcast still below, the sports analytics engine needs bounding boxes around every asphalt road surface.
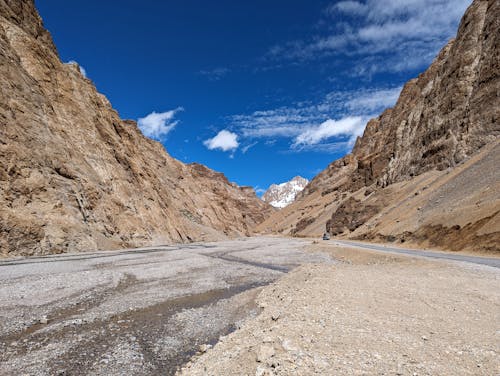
[0,237,332,376]
[333,240,500,268]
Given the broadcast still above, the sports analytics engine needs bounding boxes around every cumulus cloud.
[267,0,471,75]
[203,130,239,152]
[65,60,87,77]
[293,116,367,147]
[137,108,183,140]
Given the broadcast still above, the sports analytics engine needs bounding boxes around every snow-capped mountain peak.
[262,176,309,208]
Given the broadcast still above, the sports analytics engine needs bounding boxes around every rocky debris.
[256,344,275,363]
[198,344,212,353]
[262,176,309,209]
[258,0,500,252]
[255,366,275,376]
[178,245,500,375]
[0,0,273,256]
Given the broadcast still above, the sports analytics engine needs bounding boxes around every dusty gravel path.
[0,237,332,376]
[180,243,500,376]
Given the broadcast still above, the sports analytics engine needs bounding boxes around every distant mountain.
[262,177,309,208]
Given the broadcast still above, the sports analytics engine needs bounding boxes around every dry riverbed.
[179,243,500,375]
[0,237,332,375]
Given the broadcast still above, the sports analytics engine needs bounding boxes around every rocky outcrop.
[0,0,273,256]
[262,176,308,208]
[258,0,500,252]
[326,197,379,236]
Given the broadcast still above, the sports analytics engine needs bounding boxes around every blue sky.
[36,0,470,194]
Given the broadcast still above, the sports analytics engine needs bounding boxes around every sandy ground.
[0,237,332,375]
[179,242,500,376]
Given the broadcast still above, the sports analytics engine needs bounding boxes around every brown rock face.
[258,0,500,252]
[0,0,273,256]
[326,197,379,236]
[352,0,498,187]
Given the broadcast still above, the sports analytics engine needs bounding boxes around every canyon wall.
[0,0,273,256]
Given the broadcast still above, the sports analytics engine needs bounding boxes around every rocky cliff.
[262,176,308,208]
[257,0,500,253]
[0,0,273,256]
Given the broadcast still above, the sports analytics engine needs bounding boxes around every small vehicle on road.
[322,233,330,240]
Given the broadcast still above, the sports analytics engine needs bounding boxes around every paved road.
[333,240,500,268]
[0,237,331,376]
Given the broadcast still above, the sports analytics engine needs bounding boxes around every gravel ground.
[179,243,500,376]
[0,237,332,375]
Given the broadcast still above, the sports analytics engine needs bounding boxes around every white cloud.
[296,141,354,153]
[342,86,402,113]
[66,60,87,77]
[203,130,239,152]
[293,116,368,147]
[229,86,400,147]
[137,108,183,140]
[242,142,258,154]
[267,0,471,75]
[233,108,318,139]
[328,1,368,16]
